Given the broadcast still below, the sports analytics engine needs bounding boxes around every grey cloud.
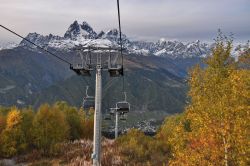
[0,0,249,43]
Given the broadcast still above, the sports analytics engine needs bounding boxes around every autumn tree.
[32,104,69,155]
[54,101,85,140]
[116,129,170,165]
[20,107,35,150]
[0,107,26,157]
[169,33,250,165]
[157,113,190,164]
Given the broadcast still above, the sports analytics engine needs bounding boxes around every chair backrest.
[120,115,127,121]
[116,101,130,113]
[83,97,95,109]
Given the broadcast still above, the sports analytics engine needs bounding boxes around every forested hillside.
[0,47,197,113]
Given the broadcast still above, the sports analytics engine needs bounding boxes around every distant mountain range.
[1,20,248,59]
[1,20,247,59]
[4,20,212,59]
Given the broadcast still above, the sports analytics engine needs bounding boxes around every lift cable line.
[107,0,131,141]
[117,0,125,92]
[117,0,123,62]
[0,24,72,66]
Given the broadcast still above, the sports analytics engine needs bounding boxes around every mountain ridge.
[18,20,211,59]
[1,20,248,59]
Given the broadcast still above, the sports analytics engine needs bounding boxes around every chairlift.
[70,50,92,76]
[82,86,95,110]
[108,66,123,77]
[109,108,116,116]
[120,114,127,121]
[116,92,130,113]
[70,64,91,76]
[108,49,123,77]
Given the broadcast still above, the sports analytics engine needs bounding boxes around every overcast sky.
[0,0,249,43]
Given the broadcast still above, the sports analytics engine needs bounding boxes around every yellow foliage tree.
[54,101,85,140]
[0,107,26,157]
[20,108,35,149]
[32,104,69,155]
[169,34,250,165]
[157,113,190,163]
[117,129,170,165]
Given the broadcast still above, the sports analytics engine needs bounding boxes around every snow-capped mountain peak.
[98,28,127,42]
[106,29,119,35]
[64,21,97,40]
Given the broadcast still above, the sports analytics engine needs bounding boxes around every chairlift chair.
[83,97,95,109]
[70,49,92,76]
[108,49,123,77]
[120,114,127,121]
[116,102,130,113]
[82,86,95,110]
[116,92,130,113]
[70,64,91,76]
[108,66,123,77]
[109,108,116,116]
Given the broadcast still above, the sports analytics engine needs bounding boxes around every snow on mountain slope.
[153,39,210,58]
[0,42,18,50]
[18,20,248,59]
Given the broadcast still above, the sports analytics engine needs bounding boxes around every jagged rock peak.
[97,31,105,38]
[64,20,97,39]
[80,21,96,36]
[19,32,62,47]
[98,29,127,41]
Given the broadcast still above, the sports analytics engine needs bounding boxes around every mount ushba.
[0,20,218,122]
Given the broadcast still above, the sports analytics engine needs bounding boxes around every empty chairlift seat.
[70,64,91,76]
[116,101,130,113]
[108,49,123,77]
[82,86,95,110]
[108,66,123,77]
[83,97,95,109]
[120,114,127,121]
[70,49,92,76]
[109,108,116,116]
